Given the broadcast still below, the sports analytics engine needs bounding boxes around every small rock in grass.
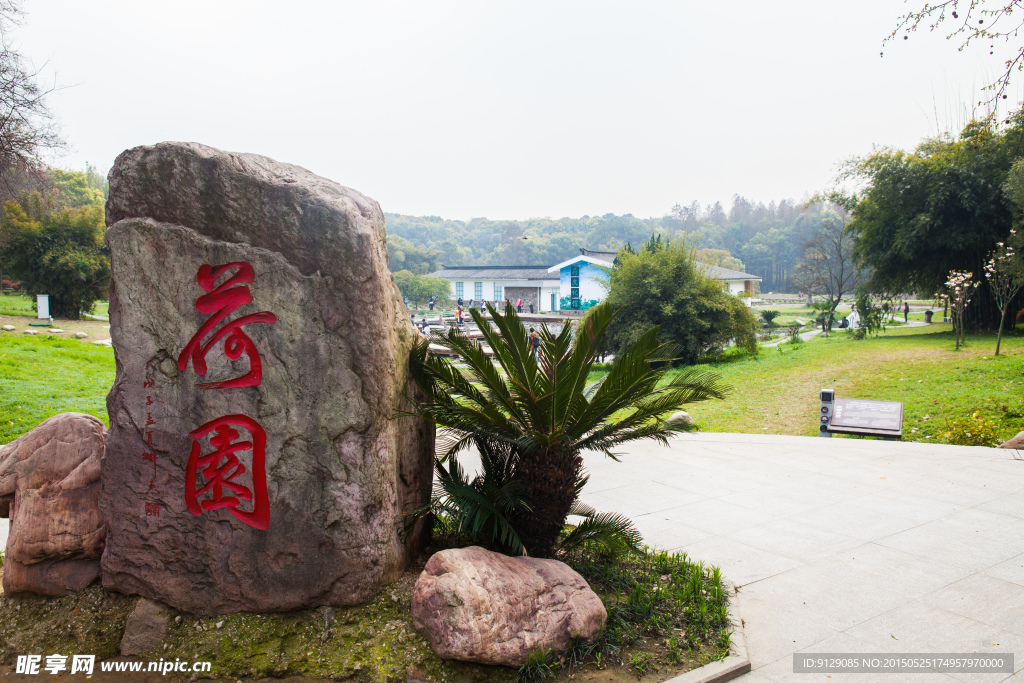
[1,324,14,331]
[667,410,694,427]
[23,329,37,335]
[47,328,64,333]
[75,332,88,339]
[215,621,223,629]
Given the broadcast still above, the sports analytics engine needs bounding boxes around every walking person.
[428,297,435,312]
[517,297,523,313]
[458,295,464,308]
[528,327,540,360]
[903,301,909,323]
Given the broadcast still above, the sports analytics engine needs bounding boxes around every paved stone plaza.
[576,433,1024,682]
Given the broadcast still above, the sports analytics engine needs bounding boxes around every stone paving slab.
[572,433,1024,682]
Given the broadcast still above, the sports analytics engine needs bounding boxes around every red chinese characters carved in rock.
[185,414,269,530]
[177,262,277,390]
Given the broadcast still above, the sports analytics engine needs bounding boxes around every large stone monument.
[100,142,434,614]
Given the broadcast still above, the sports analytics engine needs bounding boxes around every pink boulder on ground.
[0,413,107,596]
[999,431,1024,449]
[411,546,607,667]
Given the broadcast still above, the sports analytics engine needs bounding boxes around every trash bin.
[924,310,933,323]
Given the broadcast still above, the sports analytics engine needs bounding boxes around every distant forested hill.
[384,196,836,292]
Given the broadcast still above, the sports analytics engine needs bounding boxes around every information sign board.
[828,398,903,438]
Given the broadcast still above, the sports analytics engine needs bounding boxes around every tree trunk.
[510,450,581,557]
[996,306,1008,355]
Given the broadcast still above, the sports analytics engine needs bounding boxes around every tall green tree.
[847,114,1024,329]
[393,269,451,308]
[386,234,441,274]
[694,248,745,272]
[602,235,759,364]
[50,169,104,208]
[0,191,109,318]
[409,302,729,557]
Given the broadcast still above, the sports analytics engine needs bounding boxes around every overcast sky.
[18,0,1022,220]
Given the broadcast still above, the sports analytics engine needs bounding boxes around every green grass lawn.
[0,293,109,318]
[690,323,1024,443]
[0,334,115,444]
[0,292,36,317]
[3,316,1022,448]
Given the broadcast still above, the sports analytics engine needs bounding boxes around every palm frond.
[432,457,531,555]
[559,507,643,558]
[405,302,731,558]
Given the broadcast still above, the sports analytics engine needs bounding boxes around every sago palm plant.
[408,301,729,557]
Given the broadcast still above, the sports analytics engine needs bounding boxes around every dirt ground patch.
[0,313,111,344]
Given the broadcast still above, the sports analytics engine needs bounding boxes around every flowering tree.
[984,233,1024,355]
[945,271,980,351]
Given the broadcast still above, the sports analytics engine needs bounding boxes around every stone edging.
[663,583,751,683]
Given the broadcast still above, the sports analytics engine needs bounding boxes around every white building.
[430,248,762,311]
[428,265,562,312]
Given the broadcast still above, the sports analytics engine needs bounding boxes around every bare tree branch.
[0,0,62,196]
[885,0,1024,107]
[793,197,862,333]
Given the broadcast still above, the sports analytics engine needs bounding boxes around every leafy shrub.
[602,235,760,364]
[853,295,886,337]
[938,412,1002,447]
[1,193,109,318]
[760,309,781,327]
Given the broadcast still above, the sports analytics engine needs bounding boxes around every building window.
[475,282,483,300]
[455,282,463,299]
[494,284,502,301]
